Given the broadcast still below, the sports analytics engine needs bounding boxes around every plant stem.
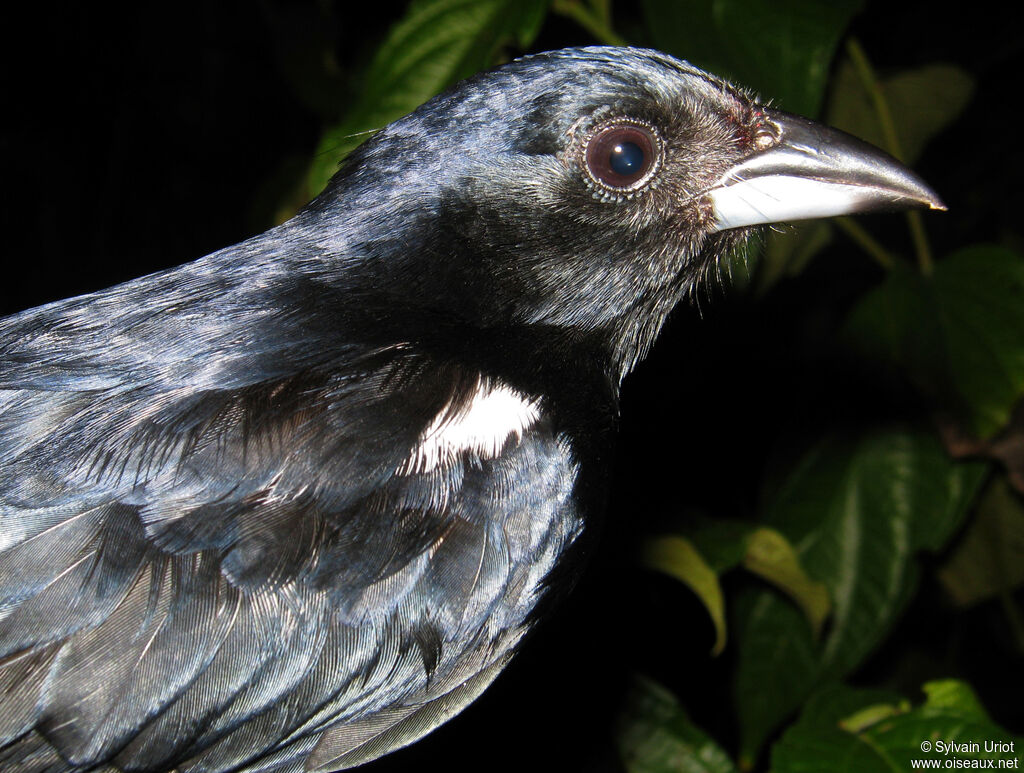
[905,211,935,275]
[552,0,627,46]
[834,217,895,270]
[846,38,903,160]
[589,0,613,28]
[845,38,935,275]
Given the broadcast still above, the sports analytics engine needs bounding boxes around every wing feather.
[1,324,581,772]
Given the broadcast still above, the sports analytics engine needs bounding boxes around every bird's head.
[301,47,941,392]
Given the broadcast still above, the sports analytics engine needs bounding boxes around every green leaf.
[843,262,945,388]
[761,684,903,771]
[827,60,974,164]
[846,246,1024,438]
[645,521,829,650]
[679,515,753,573]
[617,675,738,773]
[734,430,987,763]
[306,0,549,197]
[644,535,728,654]
[837,700,911,733]
[772,680,1023,772]
[742,527,831,638]
[938,475,1024,607]
[933,248,1024,437]
[641,0,862,116]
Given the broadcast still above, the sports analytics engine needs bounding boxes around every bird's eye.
[584,123,659,192]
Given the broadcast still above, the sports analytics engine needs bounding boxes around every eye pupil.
[585,123,658,191]
[609,141,644,176]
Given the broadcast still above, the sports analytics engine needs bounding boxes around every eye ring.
[583,119,661,194]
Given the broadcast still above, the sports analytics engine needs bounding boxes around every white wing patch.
[400,378,541,474]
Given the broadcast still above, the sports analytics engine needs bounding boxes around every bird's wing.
[0,329,580,772]
[305,650,513,771]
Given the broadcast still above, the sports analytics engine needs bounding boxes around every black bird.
[0,47,941,772]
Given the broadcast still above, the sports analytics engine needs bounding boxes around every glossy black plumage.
[0,47,941,772]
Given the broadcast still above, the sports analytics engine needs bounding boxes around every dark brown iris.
[585,124,658,190]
